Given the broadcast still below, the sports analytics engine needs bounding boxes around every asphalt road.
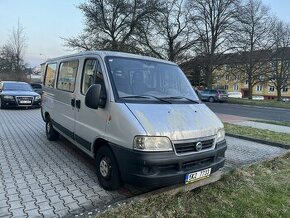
[206,102,290,122]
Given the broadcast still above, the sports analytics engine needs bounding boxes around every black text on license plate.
[185,168,211,184]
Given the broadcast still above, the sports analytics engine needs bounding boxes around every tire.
[95,145,122,191]
[46,119,59,141]
[208,97,215,103]
[0,98,5,109]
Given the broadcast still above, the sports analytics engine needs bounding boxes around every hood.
[1,90,39,96]
[125,103,223,141]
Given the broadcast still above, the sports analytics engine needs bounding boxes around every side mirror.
[85,84,106,109]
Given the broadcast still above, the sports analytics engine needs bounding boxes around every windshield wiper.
[121,95,171,104]
[159,96,200,104]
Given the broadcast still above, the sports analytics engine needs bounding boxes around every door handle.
[76,100,81,109]
[71,98,75,107]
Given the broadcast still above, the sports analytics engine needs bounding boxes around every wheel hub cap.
[100,158,110,178]
[47,122,51,132]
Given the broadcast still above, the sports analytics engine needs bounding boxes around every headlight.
[216,128,225,143]
[3,95,14,100]
[34,95,41,100]
[133,136,173,151]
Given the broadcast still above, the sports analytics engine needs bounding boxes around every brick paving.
[0,108,125,217]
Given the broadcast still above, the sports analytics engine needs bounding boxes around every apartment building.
[181,49,290,100]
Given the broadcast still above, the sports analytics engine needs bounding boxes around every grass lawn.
[227,98,290,109]
[224,123,290,148]
[98,153,290,217]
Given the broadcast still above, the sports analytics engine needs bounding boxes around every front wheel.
[46,119,59,141]
[0,98,5,109]
[95,146,122,191]
[208,97,215,103]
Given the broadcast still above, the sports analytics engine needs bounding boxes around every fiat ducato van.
[41,51,227,190]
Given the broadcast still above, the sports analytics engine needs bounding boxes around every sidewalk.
[217,113,290,134]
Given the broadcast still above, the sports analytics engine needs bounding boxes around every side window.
[57,60,79,92]
[44,63,57,88]
[81,59,104,95]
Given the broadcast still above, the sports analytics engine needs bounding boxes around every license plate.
[20,100,31,104]
[185,168,211,184]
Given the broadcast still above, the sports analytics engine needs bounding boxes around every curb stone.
[225,133,289,149]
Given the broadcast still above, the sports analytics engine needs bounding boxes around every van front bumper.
[110,140,227,188]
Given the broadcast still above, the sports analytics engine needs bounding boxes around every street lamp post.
[40,53,47,61]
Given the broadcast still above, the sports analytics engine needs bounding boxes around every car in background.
[282,97,290,103]
[0,81,41,109]
[252,96,264,100]
[228,91,242,98]
[30,83,43,95]
[200,89,228,103]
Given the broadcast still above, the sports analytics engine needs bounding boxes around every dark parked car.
[30,83,43,95]
[200,89,228,103]
[0,81,41,109]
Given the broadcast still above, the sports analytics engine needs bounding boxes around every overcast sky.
[0,0,289,67]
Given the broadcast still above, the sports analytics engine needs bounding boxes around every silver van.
[41,51,227,190]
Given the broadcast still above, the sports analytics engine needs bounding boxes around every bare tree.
[64,0,159,52]
[267,20,290,101]
[232,0,274,98]
[188,0,238,88]
[0,20,27,80]
[136,0,196,63]
[0,45,16,74]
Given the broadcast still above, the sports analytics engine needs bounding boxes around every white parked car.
[227,91,242,98]
[252,96,264,100]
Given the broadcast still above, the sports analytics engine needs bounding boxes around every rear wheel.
[95,145,122,190]
[208,97,215,103]
[46,119,59,141]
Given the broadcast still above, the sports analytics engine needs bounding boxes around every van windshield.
[105,57,199,103]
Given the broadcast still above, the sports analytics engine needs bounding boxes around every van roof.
[45,50,177,66]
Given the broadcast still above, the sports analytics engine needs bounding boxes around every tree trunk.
[277,87,282,101]
[205,56,214,88]
[248,80,253,99]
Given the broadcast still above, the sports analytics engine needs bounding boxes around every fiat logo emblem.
[196,142,203,151]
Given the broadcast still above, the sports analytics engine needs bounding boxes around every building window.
[245,80,248,85]
[268,86,275,92]
[256,85,262,92]
[225,75,230,81]
[233,84,239,91]
[224,84,228,90]
[282,87,288,92]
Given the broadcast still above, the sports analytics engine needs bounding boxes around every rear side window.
[57,60,79,92]
[44,63,57,88]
